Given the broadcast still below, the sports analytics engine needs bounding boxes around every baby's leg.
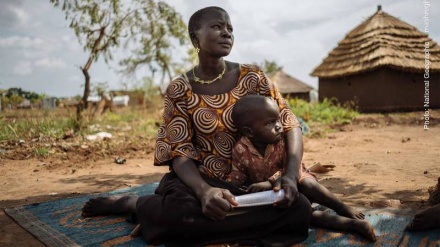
[82,194,138,217]
[299,178,364,219]
[406,204,440,231]
[311,210,376,242]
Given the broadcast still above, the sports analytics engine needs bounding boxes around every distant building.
[42,97,57,109]
[311,6,440,112]
[269,70,314,101]
[112,95,130,106]
[18,99,31,109]
[110,90,145,106]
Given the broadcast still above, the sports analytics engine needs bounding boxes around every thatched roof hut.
[311,5,440,112]
[269,70,314,101]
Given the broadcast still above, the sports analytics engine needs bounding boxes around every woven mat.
[5,183,440,246]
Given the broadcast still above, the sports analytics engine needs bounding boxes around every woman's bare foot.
[406,204,440,231]
[82,194,138,217]
[335,205,365,219]
[351,219,377,242]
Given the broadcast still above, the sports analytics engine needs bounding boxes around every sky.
[1,0,439,97]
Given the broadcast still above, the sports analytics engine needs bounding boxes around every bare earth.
[1,115,439,247]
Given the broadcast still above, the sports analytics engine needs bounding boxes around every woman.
[82,6,312,246]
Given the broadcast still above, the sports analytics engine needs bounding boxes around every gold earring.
[196,47,200,53]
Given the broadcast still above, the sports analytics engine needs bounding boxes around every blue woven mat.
[5,183,440,246]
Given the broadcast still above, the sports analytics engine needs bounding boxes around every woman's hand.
[272,175,299,207]
[200,187,238,220]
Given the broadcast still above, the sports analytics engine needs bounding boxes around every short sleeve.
[256,70,300,132]
[154,77,199,166]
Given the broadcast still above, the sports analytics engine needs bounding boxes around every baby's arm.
[247,171,283,192]
[247,181,272,192]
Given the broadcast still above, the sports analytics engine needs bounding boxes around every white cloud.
[13,61,33,75]
[67,75,81,82]
[35,57,67,68]
[9,4,30,26]
[0,36,44,49]
[1,0,439,96]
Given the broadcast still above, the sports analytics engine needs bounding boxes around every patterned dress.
[137,64,311,246]
[154,64,300,180]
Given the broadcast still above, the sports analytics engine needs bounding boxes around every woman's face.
[195,11,234,57]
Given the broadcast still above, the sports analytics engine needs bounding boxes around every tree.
[257,60,283,75]
[172,46,198,77]
[92,82,109,97]
[118,1,188,88]
[50,0,187,126]
[9,95,24,107]
[6,87,40,101]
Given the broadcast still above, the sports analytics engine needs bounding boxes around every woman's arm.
[254,68,303,207]
[172,156,237,220]
[272,127,303,207]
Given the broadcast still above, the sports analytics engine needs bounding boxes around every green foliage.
[173,47,198,76]
[118,0,189,85]
[34,147,51,157]
[6,87,40,101]
[287,98,359,131]
[8,94,24,106]
[256,60,283,75]
[51,0,188,79]
[92,82,109,96]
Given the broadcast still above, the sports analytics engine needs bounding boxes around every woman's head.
[188,6,234,57]
[232,95,283,144]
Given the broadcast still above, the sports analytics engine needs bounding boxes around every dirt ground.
[0,113,439,247]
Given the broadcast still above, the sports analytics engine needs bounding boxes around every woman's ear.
[190,32,198,48]
[242,126,253,138]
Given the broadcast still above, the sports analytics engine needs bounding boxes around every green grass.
[34,147,51,157]
[286,98,359,136]
[1,96,358,156]
[0,106,161,142]
[0,117,78,141]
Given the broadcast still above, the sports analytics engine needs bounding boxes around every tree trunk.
[75,26,107,126]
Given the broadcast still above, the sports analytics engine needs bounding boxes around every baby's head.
[232,95,283,144]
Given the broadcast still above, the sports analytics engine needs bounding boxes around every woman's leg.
[137,194,312,246]
[136,173,312,246]
[311,210,376,242]
[299,178,364,219]
[82,194,138,217]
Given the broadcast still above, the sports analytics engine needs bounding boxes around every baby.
[227,94,376,242]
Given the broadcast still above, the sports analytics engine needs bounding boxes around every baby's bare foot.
[406,204,440,231]
[82,195,136,217]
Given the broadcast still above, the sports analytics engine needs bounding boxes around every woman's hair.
[188,6,227,44]
[232,95,272,130]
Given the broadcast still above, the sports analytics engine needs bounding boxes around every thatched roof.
[311,6,440,78]
[269,70,314,93]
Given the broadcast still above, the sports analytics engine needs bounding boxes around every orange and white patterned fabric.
[154,64,300,180]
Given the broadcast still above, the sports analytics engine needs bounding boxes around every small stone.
[114,157,126,165]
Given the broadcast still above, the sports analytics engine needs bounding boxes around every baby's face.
[249,100,283,144]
